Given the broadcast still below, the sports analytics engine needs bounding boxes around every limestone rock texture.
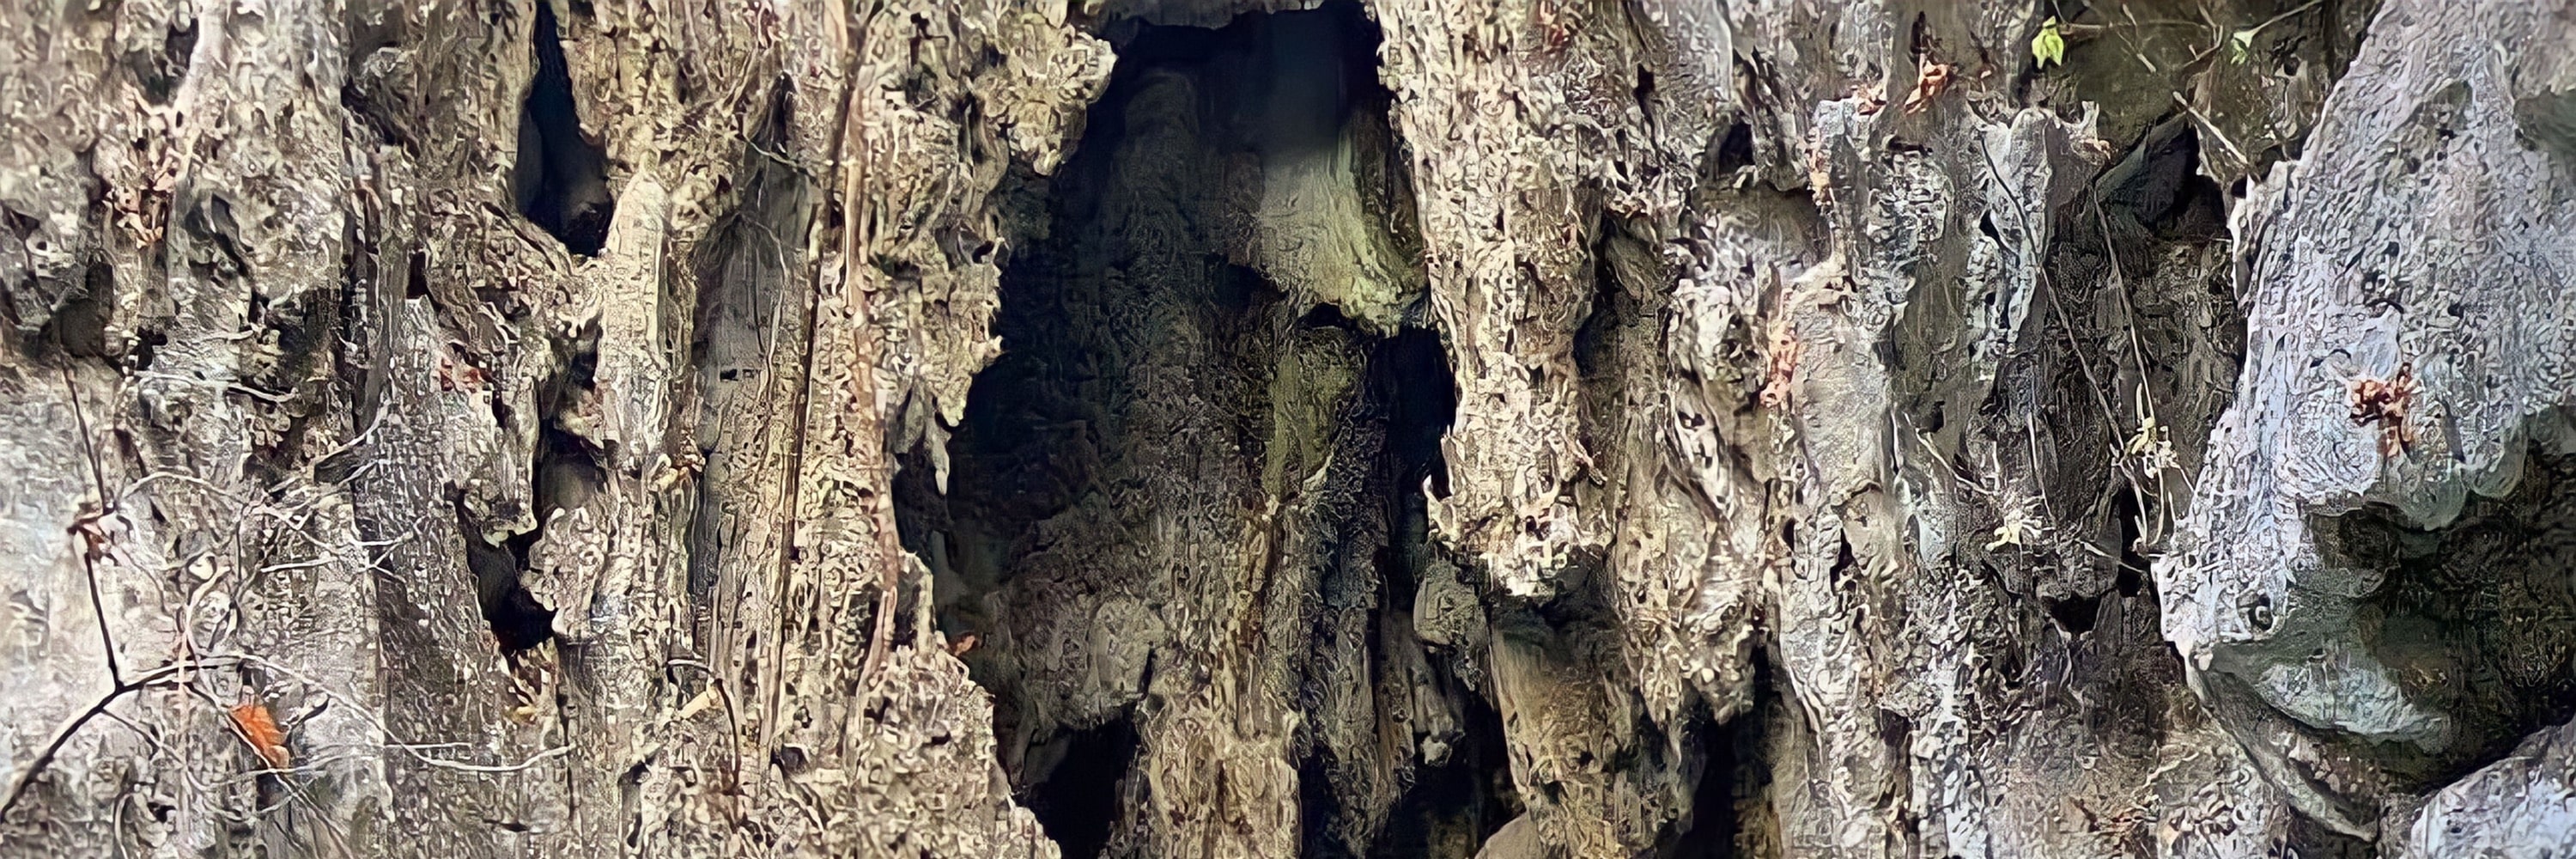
[3,0,2573,856]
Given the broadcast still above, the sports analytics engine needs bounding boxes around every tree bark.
[3,0,2572,856]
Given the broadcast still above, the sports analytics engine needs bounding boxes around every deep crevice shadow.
[1368,688,1515,859]
[513,2,615,256]
[887,6,1489,857]
[1025,716,1141,859]
[2322,450,2576,790]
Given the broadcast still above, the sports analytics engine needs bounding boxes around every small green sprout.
[2228,28,2257,64]
[2032,17,2067,68]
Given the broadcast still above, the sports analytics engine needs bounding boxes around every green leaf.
[2032,16,2066,69]
[2228,27,2257,64]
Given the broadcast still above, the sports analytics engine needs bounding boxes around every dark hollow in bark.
[2321,450,2576,788]
[891,4,1495,855]
[1027,715,1141,859]
[513,2,615,256]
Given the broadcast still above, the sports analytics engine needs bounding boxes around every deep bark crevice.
[122,17,196,105]
[2318,449,2576,789]
[1663,657,1776,859]
[1377,327,1455,502]
[49,264,113,359]
[1025,714,1141,859]
[466,502,556,654]
[513,2,614,257]
[890,5,1490,855]
[683,82,806,641]
[20,0,2576,851]
[470,423,601,654]
[1367,686,1513,859]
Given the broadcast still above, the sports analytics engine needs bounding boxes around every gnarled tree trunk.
[3,0,2572,856]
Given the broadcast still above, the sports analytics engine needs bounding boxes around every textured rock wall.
[1,0,1102,854]
[2160,0,2576,844]
[5,0,2575,856]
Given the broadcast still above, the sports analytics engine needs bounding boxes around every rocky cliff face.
[3,0,2573,856]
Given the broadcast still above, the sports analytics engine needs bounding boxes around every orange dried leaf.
[228,701,291,771]
[2348,362,2421,458]
[1760,322,1804,411]
[1851,84,1887,116]
[1904,63,1953,114]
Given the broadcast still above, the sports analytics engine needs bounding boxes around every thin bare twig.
[223,654,574,775]
[2171,93,2248,168]
[62,367,123,686]
[1976,137,2125,476]
[0,659,233,819]
[666,658,746,786]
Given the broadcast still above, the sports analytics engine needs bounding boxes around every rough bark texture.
[3,0,2573,856]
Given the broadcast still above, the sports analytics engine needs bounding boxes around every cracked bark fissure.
[828,0,899,694]
[4,0,2576,856]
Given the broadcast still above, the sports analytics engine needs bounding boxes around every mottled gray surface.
[2161,0,2576,842]
[4,0,2573,856]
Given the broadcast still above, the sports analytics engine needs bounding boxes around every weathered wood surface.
[3,0,2572,856]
